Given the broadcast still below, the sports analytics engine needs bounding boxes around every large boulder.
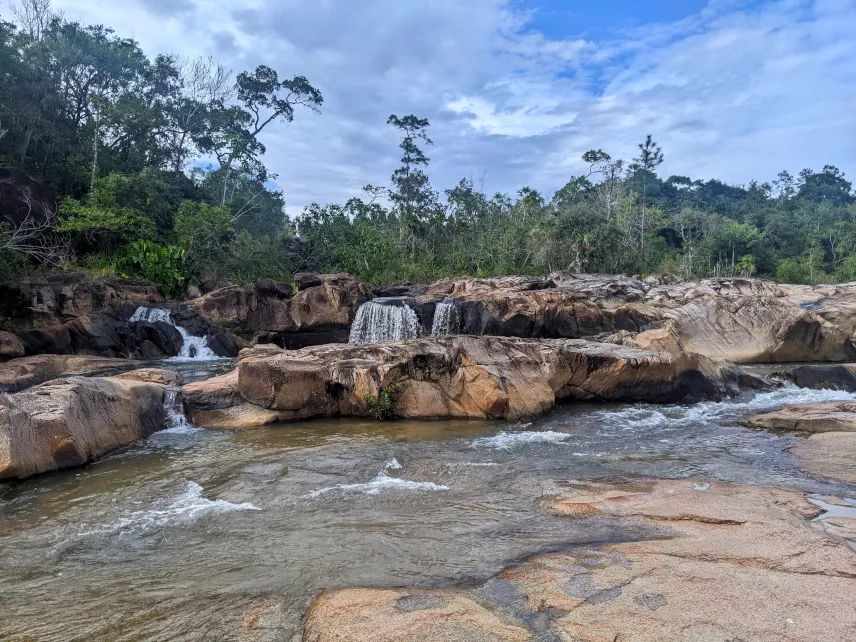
[306,479,856,642]
[184,337,762,429]
[0,376,166,479]
[746,401,856,433]
[0,331,25,361]
[192,273,372,349]
[0,354,137,393]
[777,364,856,392]
[627,296,855,363]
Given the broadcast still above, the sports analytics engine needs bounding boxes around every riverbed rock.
[185,337,763,429]
[0,354,137,393]
[305,479,856,642]
[746,401,856,433]
[775,363,856,391]
[0,331,25,361]
[192,273,372,349]
[183,370,291,428]
[112,368,184,386]
[0,376,166,479]
[792,432,856,485]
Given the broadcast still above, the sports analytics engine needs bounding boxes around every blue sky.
[49,0,856,213]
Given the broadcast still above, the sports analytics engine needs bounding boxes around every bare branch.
[1,193,70,265]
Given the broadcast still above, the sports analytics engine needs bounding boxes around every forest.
[1,1,855,293]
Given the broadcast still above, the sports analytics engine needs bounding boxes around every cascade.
[163,387,193,431]
[431,299,461,336]
[130,306,218,360]
[348,298,420,344]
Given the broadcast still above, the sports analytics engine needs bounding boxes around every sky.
[45,0,856,214]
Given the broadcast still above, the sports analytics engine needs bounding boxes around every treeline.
[1,1,855,293]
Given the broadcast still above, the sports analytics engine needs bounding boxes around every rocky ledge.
[304,478,856,642]
[183,336,766,429]
[0,375,168,480]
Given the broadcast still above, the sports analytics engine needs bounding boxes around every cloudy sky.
[50,0,856,213]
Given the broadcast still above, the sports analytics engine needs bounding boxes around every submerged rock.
[184,336,764,429]
[305,479,856,642]
[746,401,856,433]
[0,376,166,480]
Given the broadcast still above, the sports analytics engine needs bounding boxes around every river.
[1,362,853,641]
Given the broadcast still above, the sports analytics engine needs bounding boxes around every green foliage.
[364,383,403,421]
[117,241,189,297]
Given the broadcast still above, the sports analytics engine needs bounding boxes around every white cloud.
[49,0,856,208]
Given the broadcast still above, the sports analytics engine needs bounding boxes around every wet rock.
[746,401,856,433]
[192,273,371,350]
[0,354,137,393]
[0,331,25,361]
[778,364,856,392]
[112,368,184,386]
[0,376,166,479]
[303,588,530,642]
[792,432,856,485]
[304,479,856,642]
[192,336,761,428]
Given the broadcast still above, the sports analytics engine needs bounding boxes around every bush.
[364,383,403,420]
[117,241,191,297]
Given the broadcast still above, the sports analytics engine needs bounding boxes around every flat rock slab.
[746,401,856,433]
[0,354,139,393]
[793,431,856,485]
[305,479,856,642]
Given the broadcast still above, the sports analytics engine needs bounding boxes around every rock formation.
[0,354,137,393]
[0,376,166,479]
[747,400,856,433]
[191,273,372,349]
[183,337,764,429]
[304,479,856,642]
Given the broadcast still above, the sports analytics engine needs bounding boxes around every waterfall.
[431,299,461,336]
[349,298,420,344]
[162,387,196,433]
[130,306,218,360]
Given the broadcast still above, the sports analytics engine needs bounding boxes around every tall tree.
[631,134,664,262]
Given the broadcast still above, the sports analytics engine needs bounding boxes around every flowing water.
[349,299,421,344]
[130,306,220,361]
[430,299,461,336]
[1,378,854,640]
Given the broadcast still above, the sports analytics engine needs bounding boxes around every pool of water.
[1,382,854,640]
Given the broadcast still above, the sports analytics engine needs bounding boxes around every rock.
[549,272,650,303]
[777,364,856,391]
[0,271,161,328]
[792,432,856,485]
[643,276,785,309]
[0,354,137,393]
[16,324,73,355]
[746,401,856,433]
[186,336,763,429]
[372,284,429,298]
[303,588,530,642]
[185,285,202,299]
[113,368,183,386]
[0,376,166,479]
[306,479,856,642]
[630,296,855,363]
[192,273,372,350]
[0,331,25,361]
[183,370,289,429]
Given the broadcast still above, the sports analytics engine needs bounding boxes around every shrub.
[117,241,191,298]
[364,383,403,420]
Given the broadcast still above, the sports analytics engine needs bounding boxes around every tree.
[631,134,664,262]
[387,114,440,260]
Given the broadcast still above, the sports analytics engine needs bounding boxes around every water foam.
[431,299,461,336]
[308,472,448,497]
[474,430,573,449]
[85,482,260,535]
[130,306,220,361]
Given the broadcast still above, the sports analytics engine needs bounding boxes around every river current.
[1,362,853,640]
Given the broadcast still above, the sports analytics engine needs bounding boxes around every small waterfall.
[349,298,420,344]
[162,387,194,433]
[431,299,461,336]
[130,306,218,360]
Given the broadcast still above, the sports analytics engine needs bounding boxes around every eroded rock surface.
[305,479,856,642]
[192,273,372,349]
[0,376,166,479]
[183,337,762,429]
[747,401,856,433]
[793,432,856,485]
[0,354,137,393]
